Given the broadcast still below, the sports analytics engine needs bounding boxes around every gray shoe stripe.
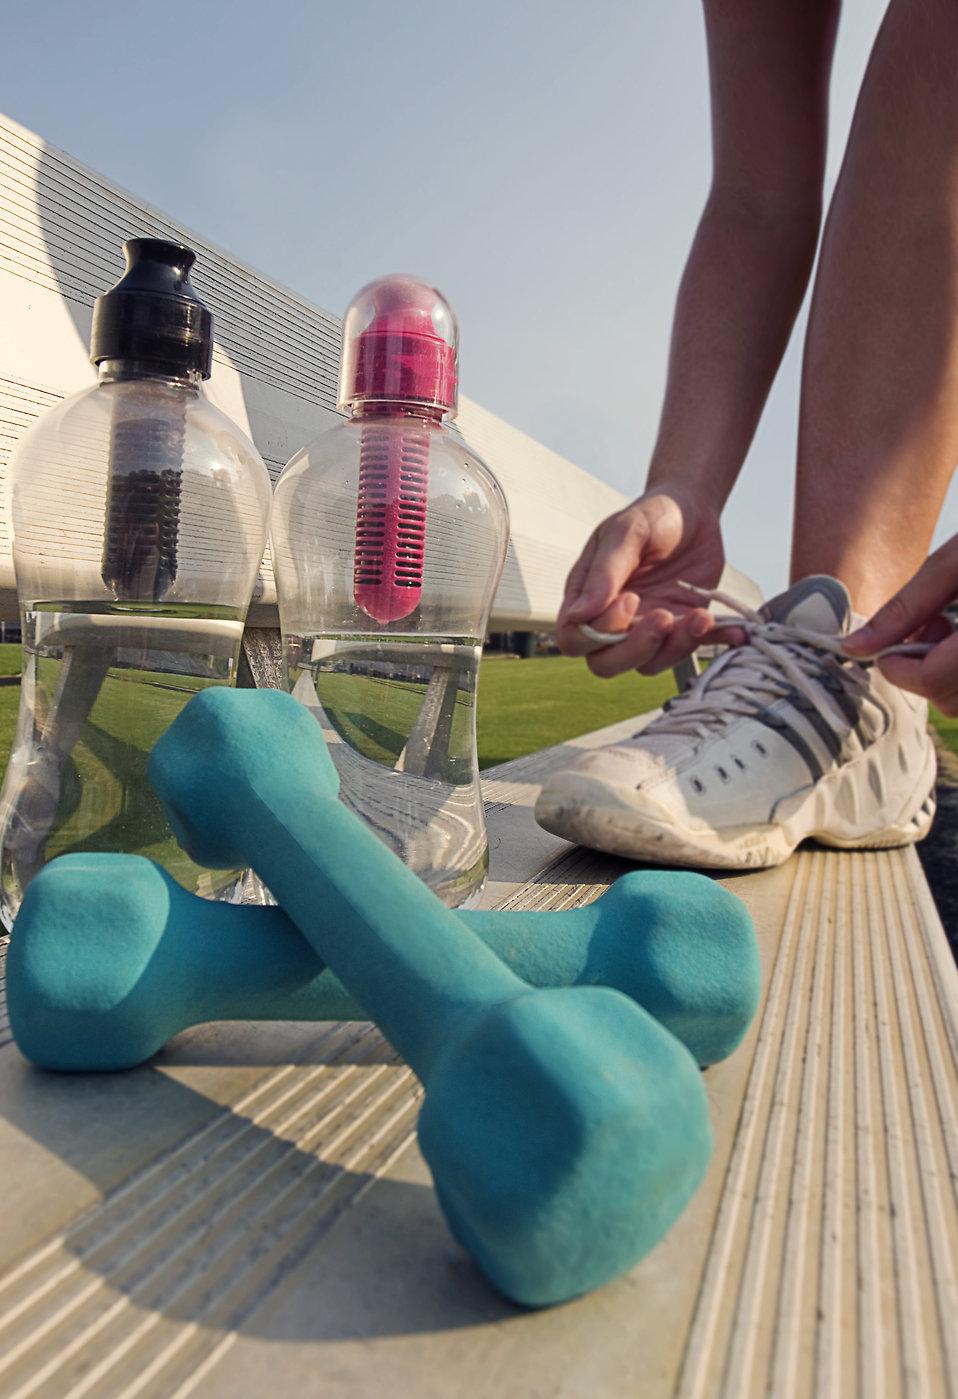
[781,688,843,765]
[826,683,873,744]
[751,707,824,782]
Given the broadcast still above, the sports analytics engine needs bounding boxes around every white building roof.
[0,112,631,629]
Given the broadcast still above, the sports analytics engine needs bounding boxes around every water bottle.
[0,239,272,928]
[270,276,509,908]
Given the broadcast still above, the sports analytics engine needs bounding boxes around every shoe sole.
[534,743,938,871]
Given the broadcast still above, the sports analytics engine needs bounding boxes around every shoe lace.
[646,582,930,744]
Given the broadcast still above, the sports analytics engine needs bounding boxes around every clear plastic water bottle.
[0,239,272,928]
[270,276,509,908]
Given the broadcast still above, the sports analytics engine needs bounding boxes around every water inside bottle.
[287,632,488,908]
[0,601,247,928]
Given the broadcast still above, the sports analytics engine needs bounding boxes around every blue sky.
[3,0,949,597]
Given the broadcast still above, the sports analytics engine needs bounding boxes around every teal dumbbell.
[7,855,758,1072]
[139,687,717,1307]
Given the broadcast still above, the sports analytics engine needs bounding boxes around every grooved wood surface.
[0,733,956,1397]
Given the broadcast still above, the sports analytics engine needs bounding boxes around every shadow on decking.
[0,1031,522,1353]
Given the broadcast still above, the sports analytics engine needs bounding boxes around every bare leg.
[792,0,958,616]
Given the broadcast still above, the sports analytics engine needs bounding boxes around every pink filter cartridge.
[338,276,458,624]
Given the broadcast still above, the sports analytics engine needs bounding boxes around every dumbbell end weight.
[7,855,190,1070]
[475,870,760,1067]
[6,854,364,1071]
[420,985,712,1307]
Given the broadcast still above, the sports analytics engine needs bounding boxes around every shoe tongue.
[759,575,853,636]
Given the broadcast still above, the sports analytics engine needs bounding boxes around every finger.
[589,590,640,635]
[844,539,958,654]
[876,629,958,703]
[636,611,714,676]
[710,622,748,649]
[933,691,958,718]
[558,592,641,657]
[874,653,931,697]
[564,513,648,621]
[559,532,599,616]
[903,629,958,697]
[584,607,715,678]
[917,613,954,647]
[556,616,605,656]
[586,611,675,678]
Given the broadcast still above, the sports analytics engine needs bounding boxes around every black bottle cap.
[90,239,214,378]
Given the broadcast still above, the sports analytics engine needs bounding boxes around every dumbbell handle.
[152,712,525,1076]
[157,892,625,1026]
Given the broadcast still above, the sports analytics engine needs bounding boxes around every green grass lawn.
[475,656,676,767]
[0,644,237,898]
[0,643,672,908]
[473,656,958,765]
[0,639,954,799]
[0,645,674,784]
[930,709,958,757]
[0,649,20,762]
[0,647,22,677]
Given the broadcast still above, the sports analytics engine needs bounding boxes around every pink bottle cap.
[338,275,459,417]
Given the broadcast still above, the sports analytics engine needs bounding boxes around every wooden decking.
[0,718,956,1397]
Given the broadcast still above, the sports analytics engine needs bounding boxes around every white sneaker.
[535,576,937,870]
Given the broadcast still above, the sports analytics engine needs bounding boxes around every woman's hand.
[556,485,730,677]
[844,536,958,713]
